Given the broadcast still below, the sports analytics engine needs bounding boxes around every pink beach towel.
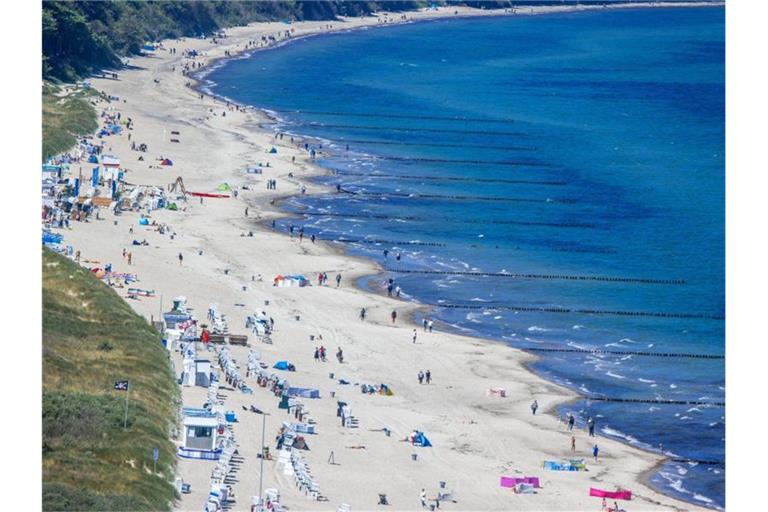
[500,476,541,489]
[589,488,632,500]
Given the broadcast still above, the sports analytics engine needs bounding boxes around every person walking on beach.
[423,318,428,331]
[420,489,427,508]
[178,252,183,265]
[418,371,424,384]
[127,252,132,265]
[387,282,393,297]
[425,370,431,384]
[395,285,401,298]
[567,413,575,432]
[587,416,596,437]
[336,347,343,363]
[314,347,320,362]
[320,346,326,362]
[391,310,397,324]
[571,435,576,453]
[360,307,366,321]
[412,329,417,344]
[336,274,342,287]
[531,399,538,415]
[428,319,434,333]
[593,444,600,462]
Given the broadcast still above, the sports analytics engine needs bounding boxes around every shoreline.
[54,4,721,511]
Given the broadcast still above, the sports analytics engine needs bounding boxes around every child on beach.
[593,444,600,461]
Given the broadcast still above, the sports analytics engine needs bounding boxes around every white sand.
[58,4,719,511]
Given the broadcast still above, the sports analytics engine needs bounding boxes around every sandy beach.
[55,4,720,511]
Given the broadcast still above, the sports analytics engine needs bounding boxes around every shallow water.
[206,7,725,508]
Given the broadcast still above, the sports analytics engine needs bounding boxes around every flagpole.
[123,381,130,429]
[258,412,266,510]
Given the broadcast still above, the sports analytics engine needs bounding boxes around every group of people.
[386,278,401,297]
[266,179,278,190]
[417,370,432,385]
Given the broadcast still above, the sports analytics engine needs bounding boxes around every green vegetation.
[42,0,425,81]
[42,82,100,162]
[42,249,179,511]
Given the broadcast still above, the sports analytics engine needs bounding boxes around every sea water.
[206,7,725,508]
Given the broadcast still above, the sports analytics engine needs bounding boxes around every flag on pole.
[114,380,129,391]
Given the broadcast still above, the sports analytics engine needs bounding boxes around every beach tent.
[216,183,231,192]
[413,431,432,447]
[269,147,278,154]
[589,488,631,500]
[273,361,294,371]
[160,158,174,166]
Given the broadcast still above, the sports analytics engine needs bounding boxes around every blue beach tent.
[414,431,432,447]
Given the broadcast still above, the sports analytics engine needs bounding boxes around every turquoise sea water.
[205,7,725,508]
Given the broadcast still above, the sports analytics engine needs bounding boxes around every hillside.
[42,249,179,511]
[42,0,425,81]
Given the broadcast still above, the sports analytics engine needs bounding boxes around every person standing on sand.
[531,400,538,415]
[428,319,434,333]
[571,435,576,452]
[395,285,401,298]
[593,444,599,462]
[418,371,424,384]
[360,308,366,321]
[391,310,397,324]
[568,413,575,432]
[336,274,341,287]
[412,329,417,344]
[587,416,596,437]
[178,252,183,265]
[426,370,431,384]
[314,347,320,362]
[127,252,132,265]
[423,318,428,331]
[420,489,427,508]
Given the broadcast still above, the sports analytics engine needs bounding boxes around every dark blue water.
[206,7,725,509]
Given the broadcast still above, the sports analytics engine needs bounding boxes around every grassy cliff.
[42,249,179,511]
[42,82,100,162]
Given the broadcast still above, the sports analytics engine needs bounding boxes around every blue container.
[225,411,236,422]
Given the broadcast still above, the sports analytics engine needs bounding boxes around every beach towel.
[286,387,320,399]
[589,488,632,500]
[500,476,541,489]
[189,192,230,198]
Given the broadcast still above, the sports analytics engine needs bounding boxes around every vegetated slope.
[42,249,179,511]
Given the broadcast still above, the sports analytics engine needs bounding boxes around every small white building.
[178,413,220,460]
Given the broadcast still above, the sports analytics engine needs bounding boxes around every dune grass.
[42,249,179,511]
[42,82,100,162]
